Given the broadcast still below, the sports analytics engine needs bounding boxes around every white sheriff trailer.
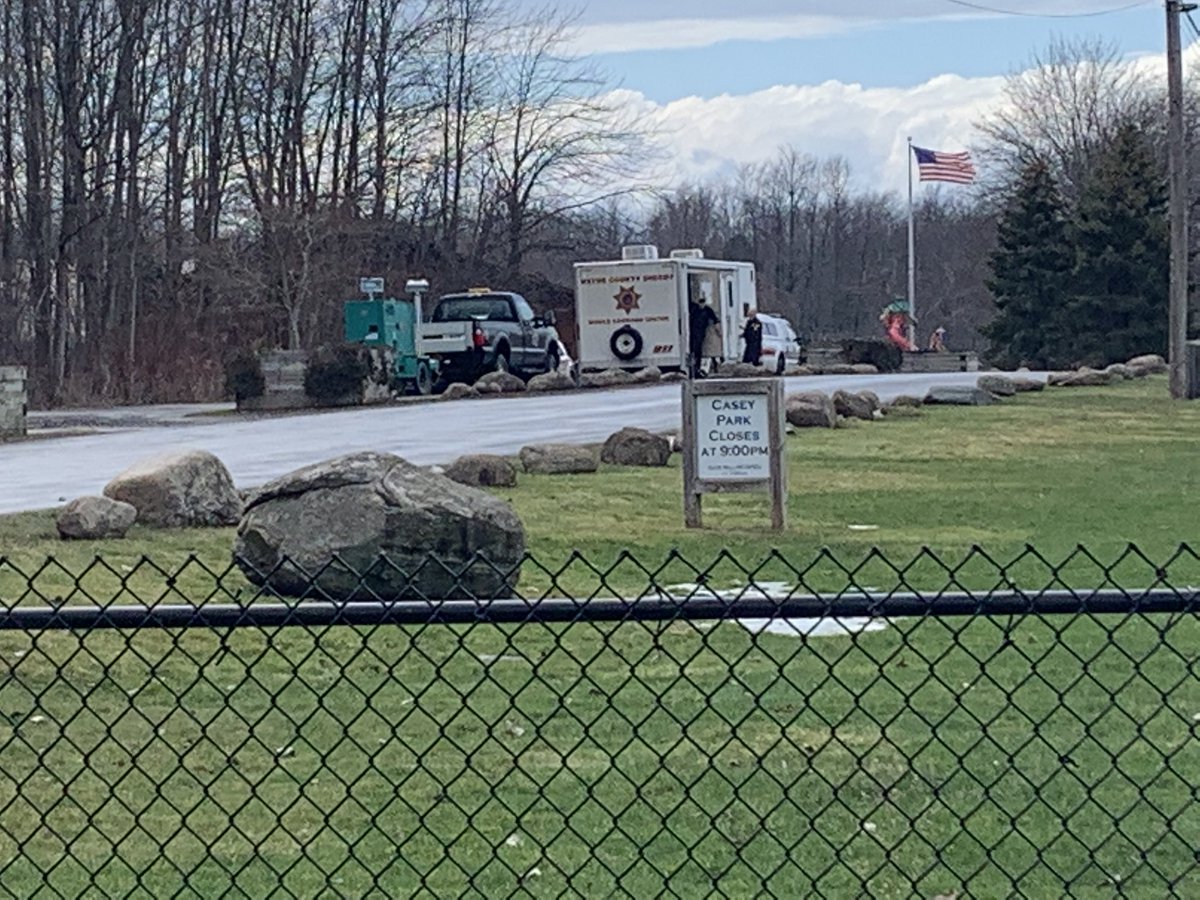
[574,246,757,373]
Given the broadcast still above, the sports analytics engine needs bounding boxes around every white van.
[756,313,801,374]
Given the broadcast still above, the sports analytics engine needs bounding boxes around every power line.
[942,0,1151,18]
[1187,9,1200,42]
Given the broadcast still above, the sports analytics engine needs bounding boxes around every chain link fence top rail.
[0,544,1198,897]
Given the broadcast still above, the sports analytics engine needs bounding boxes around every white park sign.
[682,378,786,530]
[695,394,772,480]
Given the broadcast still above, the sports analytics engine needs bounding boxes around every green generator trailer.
[343,297,438,395]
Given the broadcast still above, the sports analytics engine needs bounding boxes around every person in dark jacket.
[688,298,718,377]
[741,308,763,365]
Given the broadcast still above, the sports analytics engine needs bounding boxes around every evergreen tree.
[983,160,1074,368]
[1065,124,1168,366]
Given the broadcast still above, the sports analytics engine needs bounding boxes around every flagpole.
[906,136,916,350]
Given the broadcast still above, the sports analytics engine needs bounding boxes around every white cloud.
[611,39,1191,198]
[616,73,1008,197]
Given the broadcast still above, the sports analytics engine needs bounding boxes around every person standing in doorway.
[688,297,718,378]
[741,308,763,365]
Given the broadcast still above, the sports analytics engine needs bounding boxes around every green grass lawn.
[0,376,1197,897]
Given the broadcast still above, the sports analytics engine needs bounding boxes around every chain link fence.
[0,545,1198,897]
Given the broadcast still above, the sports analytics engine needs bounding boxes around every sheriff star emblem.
[614,285,641,314]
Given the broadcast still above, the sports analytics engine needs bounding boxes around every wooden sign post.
[682,378,787,530]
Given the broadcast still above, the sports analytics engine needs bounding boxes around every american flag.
[912,146,976,184]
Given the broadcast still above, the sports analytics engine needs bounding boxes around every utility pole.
[1167,0,1194,398]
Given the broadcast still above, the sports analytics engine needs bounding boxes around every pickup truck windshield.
[432,296,514,322]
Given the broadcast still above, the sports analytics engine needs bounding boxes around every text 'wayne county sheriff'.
[579,272,675,286]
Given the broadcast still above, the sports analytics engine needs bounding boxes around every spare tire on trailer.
[610,326,643,362]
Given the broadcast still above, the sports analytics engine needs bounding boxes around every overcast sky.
[532,1,1172,194]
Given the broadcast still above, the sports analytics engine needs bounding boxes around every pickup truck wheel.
[776,353,786,375]
[493,351,510,374]
[545,344,561,374]
[413,362,433,395]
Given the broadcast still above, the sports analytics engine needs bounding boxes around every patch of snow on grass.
[661,582,888,638]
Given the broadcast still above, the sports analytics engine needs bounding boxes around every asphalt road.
[2,372,1040,513]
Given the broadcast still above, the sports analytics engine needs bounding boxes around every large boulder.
[518,444,600,474]
[784,364,815,377]
[526,370,577,392]
[234,452,524,601]
[600,427,671,467]
[661,371,688,383]
[977,374,1018,397]
[887,395,923,408]
[103,450,241,527]
[924,385,998,406]
[849,364,879,375]
[438,383,479,401]
[1104,363,1133,380]
[832,390,875,421]
[1010,377,1045,393]
[443,454,518,488]
[633,366,663,384]
[786,391,836,428]
[581,368,638,389]
[475,371,526,394]
[57,496,138,540]
[1127,353,1167,374]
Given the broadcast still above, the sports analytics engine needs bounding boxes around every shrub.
[841,338,902,373]
[304,344,370,403]
[224,353,265,402]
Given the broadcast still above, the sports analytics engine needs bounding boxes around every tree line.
[0,19,1187,404]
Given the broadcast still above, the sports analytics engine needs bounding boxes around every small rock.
[443,454,518,488]
[880,404,921,418]
[924,385,997,406]
[633,366,663,383]
[848,363,879,375]
[1010,377,1045,392]
[784,364,815,376]
[833,390,874,421]
[785,391,836,428]
[715,361,766,379]
[475,371,526,394]
[1104,363,1133,380]
[661,371,688,383]
[887,395,923,408]
[518,444,599,475]
[580,368,638,389]
[976,374,1017,397]
[1050,368,1117,387]
[56,496,138,540]
[1127,353,1167,374]
[438,383,479,401]
[526,370,576,392]
[600,427,671,467]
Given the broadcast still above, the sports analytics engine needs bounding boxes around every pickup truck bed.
[424,291,561,384]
